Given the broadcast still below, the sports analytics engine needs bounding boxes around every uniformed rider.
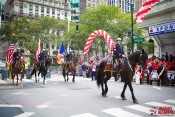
[114,38,125,74]
[66,51,73,63]
[38,49,47,64]
[12,48,23,71]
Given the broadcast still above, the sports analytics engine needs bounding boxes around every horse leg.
[63,70,66,82]
[20,74,23,87]
[16,74,19,86]
[121,82,127,100]
[43,72,46,85]
[128,82,138,104]
[66,71,69,81]
[104,79,108,94]
[101,81,106,97]
[72,73,75,83]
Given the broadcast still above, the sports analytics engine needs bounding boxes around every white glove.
[122,55,126,58]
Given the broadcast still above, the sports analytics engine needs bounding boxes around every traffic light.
[76,24,79,32]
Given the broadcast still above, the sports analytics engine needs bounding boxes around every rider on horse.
[12,48,23,71]
[113,38,125,74]
[38,49,47,63]
[65,51,73,68]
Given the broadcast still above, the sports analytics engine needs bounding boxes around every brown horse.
[96,50,148,103]
[10,57,25,87]
[61,55,79,82]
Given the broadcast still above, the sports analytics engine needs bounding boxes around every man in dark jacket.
[114,38,125,74]
[12,48,22,71]
[157,62,163,86]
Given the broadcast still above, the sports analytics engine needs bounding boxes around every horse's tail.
[96,69,101,88]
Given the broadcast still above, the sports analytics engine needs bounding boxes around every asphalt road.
[0,74,175,117]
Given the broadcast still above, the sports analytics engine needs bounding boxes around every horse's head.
[72,55,79,64]
[128,49,148,70]
[139,49,148,70]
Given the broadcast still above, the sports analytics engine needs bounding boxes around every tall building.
[70,0,108,21]
[1,0,71,62]
[3,0,71,22]
[108,0,134,13]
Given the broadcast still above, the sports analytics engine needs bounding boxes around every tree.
[66,5,143,56]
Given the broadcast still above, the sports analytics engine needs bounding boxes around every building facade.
[108,0,134,13]
[136,0,175,57]
[70,0,108,21]
[1,0,71,62]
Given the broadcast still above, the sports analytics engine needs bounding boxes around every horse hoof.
[133,99,139,104]
[121,95,127,100]
[20,84,23,87]
[102,93,107,97]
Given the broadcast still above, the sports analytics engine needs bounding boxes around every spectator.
[81,63,87,78]
[152,54,156,61]
[169,54,173,62]
[91,62,96,81]
[157,62,163,86]
[147,63,154,85]
[165,52,169,62]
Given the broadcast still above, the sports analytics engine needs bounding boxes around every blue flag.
[59,41,65,54]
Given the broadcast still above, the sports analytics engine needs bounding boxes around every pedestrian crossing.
[70,99,175,117]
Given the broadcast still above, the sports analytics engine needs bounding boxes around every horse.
[10,57,25,87]
[61,55,79,82]
[28,59,50,84]
[96,50,148,104]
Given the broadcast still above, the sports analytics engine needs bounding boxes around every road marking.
[0,104,23,107]
[126,105,152,114]
[152,86,162,90]
[12,91,29,95]
[114,96,121,99]
[70,113,98,117]
[14,112,34,117]
[102,108,143,117]
[36,102,49,109]
[0,79,7,84]
[145,102,175,110]
[61,94,69,96]
[164,99,175,104]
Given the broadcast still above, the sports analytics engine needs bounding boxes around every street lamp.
[130,3,134,53]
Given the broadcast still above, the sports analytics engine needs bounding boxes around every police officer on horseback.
[38,49,47,63]
[12,48,23,71]
[113,38,125,74]
[66,51,73,63]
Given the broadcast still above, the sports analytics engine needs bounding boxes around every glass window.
[41,0,44,3]
[41,7,44,13]
[29,12,33,16]
[47,8,50,14]
[19,3,23,8]
[52,9,55,14]
[35,0,38,2]
[29,5,32,10]
[57,10,60,15]
[41,14,44,17]
[51,2,54,6]
[65,12,67,17]
[35,6,38,11]
[19,10,23,14]
[88,3,91,7]
[35,13,38,17]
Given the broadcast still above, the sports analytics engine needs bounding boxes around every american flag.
[136,0,159,23]
[6,39,15,63]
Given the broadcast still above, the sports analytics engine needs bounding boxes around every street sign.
[133,38,144,43]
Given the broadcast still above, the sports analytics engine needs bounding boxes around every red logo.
[149,28,153,33]
[158,107,173,116]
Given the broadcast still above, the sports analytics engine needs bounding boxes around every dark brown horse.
[61,55,79,82]
[96,50,148,103]
[10,57,25,87]
[28,59,50,84]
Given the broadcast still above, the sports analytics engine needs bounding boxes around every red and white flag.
[34,39,40,63]
[136,0,159,23]
[6,39,14,63]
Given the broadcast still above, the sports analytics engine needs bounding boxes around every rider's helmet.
[116,38,122,41]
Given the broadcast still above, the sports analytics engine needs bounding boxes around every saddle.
[104,58,115,73]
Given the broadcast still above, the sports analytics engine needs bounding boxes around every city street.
[0,73,175,117]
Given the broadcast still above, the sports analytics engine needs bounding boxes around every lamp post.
[130,3,134,53]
